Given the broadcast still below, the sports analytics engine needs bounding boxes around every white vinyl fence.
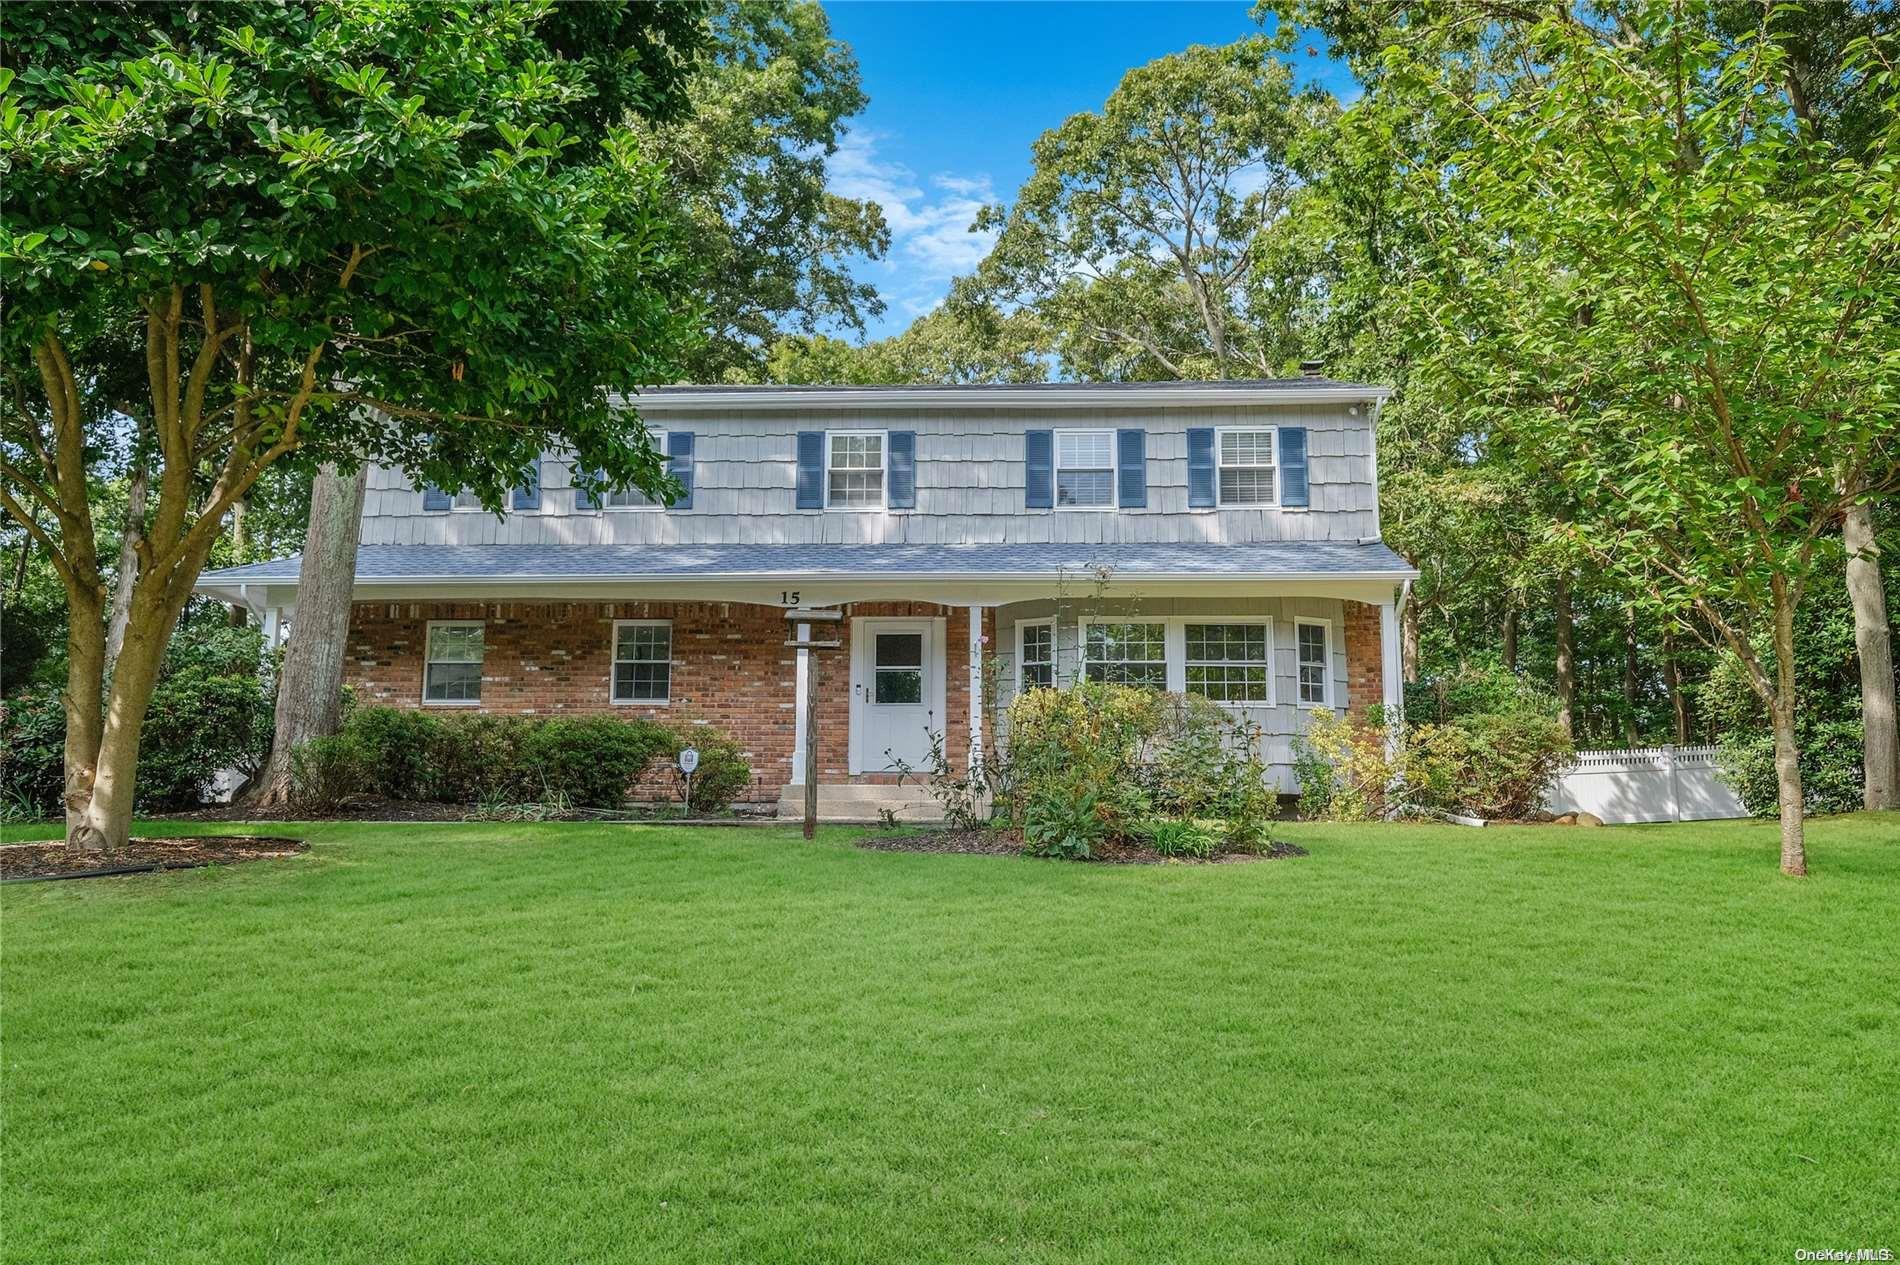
[1544,745,1748,824]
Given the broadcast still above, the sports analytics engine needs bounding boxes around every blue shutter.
[512,459,541,511]
[666,431,694,510]
[1187,428,1216,508]
[795,431,825,509]
[1024,429,1054,509]
[1279,426,1309,508]
[576,468,602,511]
[422,486,451,512]
[1116,428,1147,508]
[886,431,916,509]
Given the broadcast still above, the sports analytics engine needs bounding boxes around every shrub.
[0,623,272,817]
[291,706,754,814]
[517,715,672,808]
[1719,719,1864,818]
[0,686,66,818]
[1023,784,1108,859]
[661,729,752,813]
[1294,707,1572,822]
[423,713,530,804]
[340,706,442,800]
[1134,817,1218,859]
[290,733,374,809]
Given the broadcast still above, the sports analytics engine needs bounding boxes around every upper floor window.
[612,621,672,704]
[1217,428,1277,506]
[425,459,540,513]
[1083,621,1167,688]
[424,621,484,705]
[1018,620,1055,691]
[1296,618,1331,707]
[598,432,666,509]
[1055,429,1115,509]
[827,432,885,509]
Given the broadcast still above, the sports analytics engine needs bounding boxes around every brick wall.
[342,599,990,799]
[1342,600,1386,721]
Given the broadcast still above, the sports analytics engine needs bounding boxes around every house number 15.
[781,591,801,606]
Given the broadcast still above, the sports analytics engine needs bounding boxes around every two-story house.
[195,379,1417,816]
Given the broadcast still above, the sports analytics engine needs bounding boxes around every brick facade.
[341,599,993,801]
[1342,599,1386,722]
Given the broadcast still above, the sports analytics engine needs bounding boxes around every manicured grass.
[4,815,1897,1263]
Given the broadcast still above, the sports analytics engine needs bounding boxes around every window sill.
[422,699,483,708]
[611,697,672,707]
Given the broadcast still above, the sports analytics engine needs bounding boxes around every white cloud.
[830,130,1000,325]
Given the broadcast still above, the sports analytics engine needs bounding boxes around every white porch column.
[967,605,984,772]
[790,621,811,784]
[1379,595,1402,727]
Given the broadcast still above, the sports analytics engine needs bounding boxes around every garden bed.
[857,829,1307,864]
[1,835,308,882]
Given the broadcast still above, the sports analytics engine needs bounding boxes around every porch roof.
[199,540,1416,590]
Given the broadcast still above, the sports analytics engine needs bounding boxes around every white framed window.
[451,489,485,511]
[1216,427,1277,506]
[826,431,886,509]
[1081,620,1167,688]
[1018,619,1055,692]
[611,621,672,704]
[423,621,484,705]
[1295,617,1332,707]
[1055,429,1116,509]
[1185,621,1273,704]
[595,433,667,509]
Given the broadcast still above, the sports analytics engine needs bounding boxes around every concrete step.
[775,783,944,823]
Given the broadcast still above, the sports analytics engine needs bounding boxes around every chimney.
[1300,359,1325,379]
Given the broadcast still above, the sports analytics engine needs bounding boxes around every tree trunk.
[1554,574,1576,741]
[1770,582,1807,876]
[1622,607,1639,745]
[1501,603,1519,672]
[1663,630,1689,745]
[227,496,250,626]
[104,463,148,672]
[1843,499,1897,811]
[61,589,108,852]
[1401,594,1419,684]
[247,463,368,807]
[68,584,186,854]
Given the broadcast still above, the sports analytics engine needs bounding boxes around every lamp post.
[784,607,844,840]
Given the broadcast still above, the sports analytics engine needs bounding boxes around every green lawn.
[4,815,1897,1263]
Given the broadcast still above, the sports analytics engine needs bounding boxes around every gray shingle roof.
[199,541,1416,586]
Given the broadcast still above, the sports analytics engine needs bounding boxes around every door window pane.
[873,633,924,704]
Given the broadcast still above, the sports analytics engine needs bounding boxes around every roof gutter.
[626,385,1393,411]
[196,565,1420,592]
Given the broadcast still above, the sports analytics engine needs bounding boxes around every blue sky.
[820,1,1359,339]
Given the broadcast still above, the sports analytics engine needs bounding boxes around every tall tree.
[1,1,709,851]
[639,0,888,381]
[958,36,1331,380]
[1390,4,1900,873]
[246,461,368,807]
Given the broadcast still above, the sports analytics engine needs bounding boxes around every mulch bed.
[857,830,1308,865]
[1,836,308,883]
[161,799,474,823]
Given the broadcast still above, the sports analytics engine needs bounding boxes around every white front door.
[852,620,939,773]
